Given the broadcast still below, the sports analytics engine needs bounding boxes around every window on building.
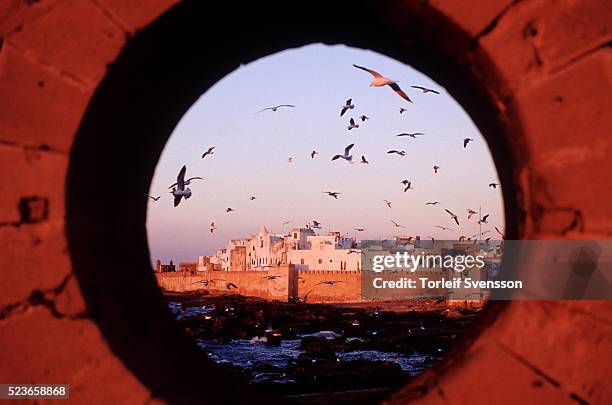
[293,233,297,239]
[318,259,322,264]
[300,259,304,265]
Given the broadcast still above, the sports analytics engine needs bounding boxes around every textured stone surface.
[0,0,610,403]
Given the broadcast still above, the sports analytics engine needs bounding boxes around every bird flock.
[149,63,504,242]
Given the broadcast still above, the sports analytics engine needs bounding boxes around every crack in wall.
[471,0,525,48]
[498,342,592,404]
[0,274,88,321]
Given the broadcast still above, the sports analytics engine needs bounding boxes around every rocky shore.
[164,291,480,400]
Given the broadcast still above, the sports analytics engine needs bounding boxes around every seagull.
[425,201,440,205]
[467,209,477,219]
[263,275,282,280]
[201,146,215,159]
[170,166,192,207]
[396,132,424,138]
[360,155,369,164]
[209,222,217,233]
[311,220,322,229]
[433,165,440,173]
[332,143,354,162]
[225,207,235,213]
[288,157,294,163]
[340,99,355,117]
[383,200,392,208]
[391,220,406,228]
[359,115,370,122]
[354,228,367,232]
[149,195,161,201]
[347,118,359,130]
[311,150,318,159]
[168,175,203,189]
[352,64,413,103]
[249,196,257,201]
[495,226,505,239]
[463,138,474,148]
[256,104,295,114]
[399,107,407,114]
[387,150,406,156]
[445,209,460,226]
[282,220,292,226]
[489,183,499,188]
[316,280,347,287]
[478,214,490,224]
[411,86,440,94]
[226,282,238,290]
[471,231,490,238]
[323,191,341,199]
[401,180,413,192]
[435,225,455,231]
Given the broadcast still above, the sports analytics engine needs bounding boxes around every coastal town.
[155,224,503,303]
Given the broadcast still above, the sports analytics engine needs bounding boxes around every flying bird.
[425,201,440,205]
[445,209,460,226]
[226,282,238,290]
[209,222,217,233]
[387,150,406,156]
[411,86,440,94]
[316,280,347,287]
[332,143,354,162]
[489,183,499,188]
[354,228,367,232]
[347,118,359,130]
[435,225,455,231]
[256,104,295,114]
[391,220,406,228]
[467,209,477,219]
[263,275,282,280]
[495,226,505,239]
[149,195,161,201]
[287,157,294,163]
[399,107,407,114]
[478,214,490,224]
[340,99,355,117]
[249,196,257,201]
[311,220,322,229]
[282,220,292,226]
[352,64,413,103]
[401,180,413,192]
[323,191,341,199]
[360,155,369,164]
[383,200,392,208]
[170,165,193,207]
[225,207,235,213]
[396,132,424,138]
[463,138,474,148]
[201,146,215,159]
[433,165,440,173]
[359,115,370,122]
[311,150,318,159]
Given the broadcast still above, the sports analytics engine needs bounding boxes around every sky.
[146,44,505,265]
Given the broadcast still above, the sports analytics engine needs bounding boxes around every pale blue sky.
[147,44,505,264]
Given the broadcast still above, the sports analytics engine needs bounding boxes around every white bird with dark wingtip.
[425,201,440,206]
[401,180,413,192]
[463,138,474,148]
[353,64,413,103]
[256,104,295,114]
[445,209,460,226]
[209,222,217,233]
[489,182,499,189]
[332,143,354,163]
[311,150,318,159]
[347,118,359,130]
[149,195,161,201]
[478,214,490,224]
[387,150,406,156]
[360,155,369,164]
[411,86,440,94]
[340,99,355,116]
[467,209,477,219]
[433,165,440,174]
[170,165,192,207]
[384,199,392,208]
[391,220,406,228]
[323,191,341,199]
[359,115,370,122]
